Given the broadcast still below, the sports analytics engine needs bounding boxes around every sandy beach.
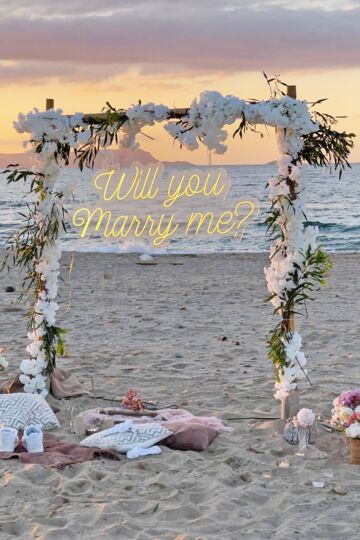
[1,251,360,540]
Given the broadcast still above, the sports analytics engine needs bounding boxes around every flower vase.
[297,426,310,455]
[349,438,360,465]
[280,390,300,420]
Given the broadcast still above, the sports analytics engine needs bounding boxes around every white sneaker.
[22,425,44,453]
[0,427,19,452]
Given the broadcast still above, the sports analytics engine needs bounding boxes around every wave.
[62,241,167,255]
[305,221,360,233]
[305,220,338,229]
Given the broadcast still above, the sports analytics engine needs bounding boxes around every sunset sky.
[0,0,359,164]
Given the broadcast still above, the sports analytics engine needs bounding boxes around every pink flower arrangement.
[331,388,360,431]
[345,411,360,439]
[121,389,144,412]
[348,412,360,426]
[336,389,360,409]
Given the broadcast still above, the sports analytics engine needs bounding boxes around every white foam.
[61,241,167,255]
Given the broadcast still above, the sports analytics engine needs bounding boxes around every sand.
[0,251,360,540]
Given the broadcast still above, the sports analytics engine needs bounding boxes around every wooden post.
[46,98,54,111]
[287,86,297,100]
[280,85,298,420]
[287,84,296,336]
[36,98,54,389]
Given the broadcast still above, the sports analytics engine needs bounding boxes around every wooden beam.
[65,91,299,125]
[49,90,299,125]
[81,107,189,124]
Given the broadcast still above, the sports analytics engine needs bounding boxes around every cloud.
[0,61,132,86]
[1,0,359,19]
[0,2,359,85]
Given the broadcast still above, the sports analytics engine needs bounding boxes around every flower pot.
[349,438,360,464]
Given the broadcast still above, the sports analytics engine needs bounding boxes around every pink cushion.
[161,421,218,451]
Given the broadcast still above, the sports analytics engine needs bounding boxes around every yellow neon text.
[72,207,178,246]
[164,170,228,208]
[185,201,255,236]
[93,165,160,202]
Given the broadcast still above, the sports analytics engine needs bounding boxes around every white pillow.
[0,393,60,430]
[80,422,172,453]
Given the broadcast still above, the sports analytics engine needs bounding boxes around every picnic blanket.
[80,407,232,434]
[0,432,120,469]
[1,368,90,399]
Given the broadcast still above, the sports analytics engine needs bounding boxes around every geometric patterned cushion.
[0,393,60,430]
[80,422,172,453]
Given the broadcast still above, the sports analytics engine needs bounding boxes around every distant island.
[264,160,277,166]
[5,153,353,169]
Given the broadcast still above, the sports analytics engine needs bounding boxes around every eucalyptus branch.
[75,104,127,170]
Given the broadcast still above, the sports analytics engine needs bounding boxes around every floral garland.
[4,109,87,395]
[3,89,353,399]
[265,129,322,400]
[120,103,170,149]
[163,92,315,153]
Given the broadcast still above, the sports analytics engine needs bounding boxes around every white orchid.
[0,356,9,371]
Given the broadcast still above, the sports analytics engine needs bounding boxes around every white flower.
[345,423,360,438]
[33,374,47,390]
[14,108,85,148]
[20,359,38,375]
[19,374,31,385]
[0,356,8,371]
[274,371,297,400]
[297,408,316,427]
[295,351,307,368]
[24,381,36,393]
[77,130,90,144]
[26,340,42,358]
[119,102,170,149]
[20,356,47,395]
[339,407,354,423]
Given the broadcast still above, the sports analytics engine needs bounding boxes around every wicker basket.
[349,437,360,464]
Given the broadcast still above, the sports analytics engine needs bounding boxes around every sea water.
[1,163,359,254]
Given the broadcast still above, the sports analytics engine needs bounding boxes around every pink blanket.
[80,407,232,434]
[0,432,120,469]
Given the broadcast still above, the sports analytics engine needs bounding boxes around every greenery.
[75,103,127,170]
[266,246,333,380]
[261,76,354,382]
[1,144,70,377]
[299,109,355,178]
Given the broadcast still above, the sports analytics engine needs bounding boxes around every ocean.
[1,163,360,254]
